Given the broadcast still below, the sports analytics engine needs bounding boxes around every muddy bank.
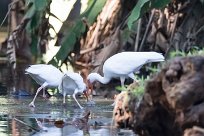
[114,56,204,136]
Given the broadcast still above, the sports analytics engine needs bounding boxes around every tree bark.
[7,0,32,93]
[130,56,204,136]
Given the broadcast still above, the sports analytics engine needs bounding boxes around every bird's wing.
[103,52,148,75]
[25,64,63,85]
[58,73,76,93]
[26,64,55,74]
[103,52,164,76]
[59,72,86,92]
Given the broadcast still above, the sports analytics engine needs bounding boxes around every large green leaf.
[34,0,49,11]
[127,0,149,30]
[49,0,107,67]
[24,0,51,58]
[82,0,107,24]
[25,0,48,11]
[24,0,49,18]
[127,0,170,29]
[151,0,170,8]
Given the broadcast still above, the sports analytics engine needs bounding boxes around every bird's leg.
[29,83,48,107]
[63,92,66,106]
[120,77,126,88]
[42,88,46,98]
[29,86,43,107]
[72,93,83,109]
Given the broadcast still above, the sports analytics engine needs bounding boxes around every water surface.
[0,64,136,136]
[0,95,136,136]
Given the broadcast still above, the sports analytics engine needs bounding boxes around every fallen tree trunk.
[114,56,204,136]
[135,56,204,136]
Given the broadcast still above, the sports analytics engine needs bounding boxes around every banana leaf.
[24,0,51,56]
[48,0,107,67]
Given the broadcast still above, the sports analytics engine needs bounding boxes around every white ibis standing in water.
[25,64,88,108]
[87,52,165,89]
[58,71,88,109]
[25,64,64,107]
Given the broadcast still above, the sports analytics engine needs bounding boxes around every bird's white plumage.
[58,71,87,109]
[58,71,86,95]
[88,51,164,86]
[25,64,87,109]
[103,52,164,77]
[25,64,64,107]
[25,64,63,87]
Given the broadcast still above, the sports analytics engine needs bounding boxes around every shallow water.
[0,95,136,136]
[0,64,136,136]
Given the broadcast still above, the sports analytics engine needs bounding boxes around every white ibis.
[25,64,64,107]
[87,52,164,88]
[25,64,88,108]
[58,71,88,109]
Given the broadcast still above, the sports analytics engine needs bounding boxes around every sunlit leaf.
[49,0,107,66]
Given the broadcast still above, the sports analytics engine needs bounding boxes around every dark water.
[0,64,136,136]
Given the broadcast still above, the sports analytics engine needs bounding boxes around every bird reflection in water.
[34,110,91,136]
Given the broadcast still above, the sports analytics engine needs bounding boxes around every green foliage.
[146,65,160,73]
[127,0,170,29]
[34,0,49,11]
[115,64,163,99]
[49,0,107,67]
[115,76,149,99]
[132,76,148,98]
[127,0,149,30]
[24,0,51,57]
[169,50,186,58]
[169,48,204,58]
[115,85,127,92]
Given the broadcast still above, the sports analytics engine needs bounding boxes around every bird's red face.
[83,80,94,102]
[83,90,89,102]
[87,79,93,96]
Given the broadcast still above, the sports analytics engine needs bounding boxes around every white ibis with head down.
[25,64,88,109]
[58,71,88,109]
[87,52,165,90]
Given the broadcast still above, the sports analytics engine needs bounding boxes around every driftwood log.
[114,56,204,136]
